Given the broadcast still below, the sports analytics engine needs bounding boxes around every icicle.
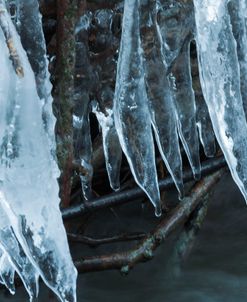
[157,0,201,179]
[195,94,216,158]
[91,9,122,191]
[139,0,184,197]
[74,13,93,199]
[194,0,247,201]
[0,197,39,300]
[228,0,247,116]
[0,4,77,301]
[170,37,201,180]
[114,0,161,216]
[18,0,56,150]
[0,251,15,295]
[157,0,195,68]
[191,51,216,158]
[92,100,122,191]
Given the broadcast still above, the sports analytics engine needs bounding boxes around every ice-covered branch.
[0,1,23,77]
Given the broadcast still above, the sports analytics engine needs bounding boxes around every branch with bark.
[74,168,225,273]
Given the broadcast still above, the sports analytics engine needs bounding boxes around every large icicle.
[194,0,247,201]
[114,0,161,216]
[228,0,247,116]
[139,0,184,197]
[92,9,122,191]
[0,17,37,299]
[0,4,77,302]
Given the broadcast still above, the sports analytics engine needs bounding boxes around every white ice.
[194,0,247,201]
[0,3,77,301]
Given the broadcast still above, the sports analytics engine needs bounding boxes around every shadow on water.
[1,173,247,302]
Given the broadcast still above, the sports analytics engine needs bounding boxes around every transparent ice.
[170,37,201,180]
[157,0,201,179]
[113,0,161,216]
[190,49,216,158]
[140,0,184,197]
[91,9,122,191]
[74,14,94,199]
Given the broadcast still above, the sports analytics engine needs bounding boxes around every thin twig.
[67,232,146,247]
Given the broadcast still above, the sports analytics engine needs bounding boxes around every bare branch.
[67,232,146,247]
[74,168,225,273]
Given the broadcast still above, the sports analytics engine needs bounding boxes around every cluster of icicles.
[87,0,247,217]
[0,0,246,301]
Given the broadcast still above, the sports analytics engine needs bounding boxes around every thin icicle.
[194,0,247,201]
[74,13,93,199]
[190,44,216,158]
[93,101,122,191]
[170,37,201,179]
[140,0,184,197]
[0,4,77,301]
[0,251,15,295]
[114,0,161,216]
[0,196,39,300]
[92,9,122,191]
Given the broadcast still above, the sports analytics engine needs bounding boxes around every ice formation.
[1,0,247,299]
[228,0,247,116]
[112,0,247,214]
[91,9,122,191]
[0,1,77,301]
[158,0,201,179]
[194,0,247,200]
[113,0,161,216]
[139,0,184,197]
[74,13,94,199]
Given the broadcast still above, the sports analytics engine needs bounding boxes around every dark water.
[1,173,247,302]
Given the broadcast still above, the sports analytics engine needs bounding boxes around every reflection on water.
[1,173,247,302]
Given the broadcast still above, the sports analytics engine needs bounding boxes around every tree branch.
[53,0,77,207]
[62,156,226,219]
[67,232,146,247]
[74,168,225,273]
